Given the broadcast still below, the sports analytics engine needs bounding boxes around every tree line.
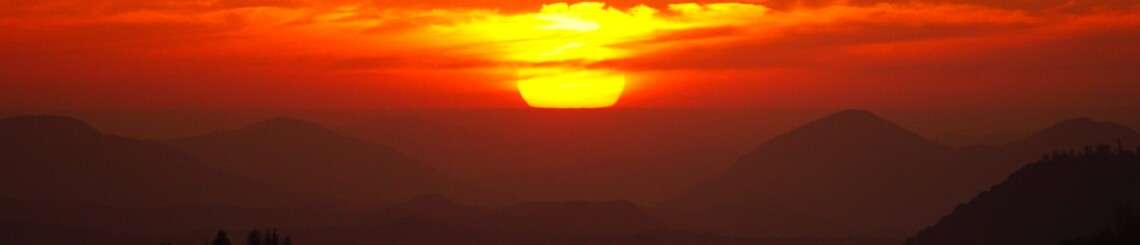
[159,229,292,245]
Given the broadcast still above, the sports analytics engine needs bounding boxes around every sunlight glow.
[517,68,626,108]
[420,2,766,108]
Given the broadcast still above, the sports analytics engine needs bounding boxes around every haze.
[3,1,1140,244]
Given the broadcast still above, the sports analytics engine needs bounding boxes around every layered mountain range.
[664,110,1139,237]
[2,110,1137,243]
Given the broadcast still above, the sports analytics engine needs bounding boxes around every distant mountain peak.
[171,116,438,205]
[732,109,950,174]
[674,109,956,236]
[801,109,897,129]
[0,115,100,136]
[1012,118,1138,149]
[173,117,346,144]
[774,109,930,145]
[824,109,880,120]
[1056,117,1096,125]
[202,116,351,141]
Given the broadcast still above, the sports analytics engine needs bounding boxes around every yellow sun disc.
[516,68,626,108]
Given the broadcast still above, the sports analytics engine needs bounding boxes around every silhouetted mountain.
[665,111,1140,238]
[665,110,967,237]
[953,118,1140,202]
[906,146,1140,245]
[492,200,659,237]
[0,115,332,244]
[1007,118,1140,157]
[382,194,483,219]
[0,115,99,139]
[309,195,673,244]
[0,197,110,244]
[306,195,896,245]
[172,117,445,207]
[10,112,1139,244]
[0,115,279,207]
[1017,118,1139,147]
[1061,207,1140,245]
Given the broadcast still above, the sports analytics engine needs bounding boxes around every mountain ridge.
[172,117,447,207]
[0,115,288,208]
[906,146,1140,245]
[666,110,1140,238]
[666,110,961,237]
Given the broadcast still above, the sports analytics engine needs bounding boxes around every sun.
[409,2,769,109]
[517,68,626,108]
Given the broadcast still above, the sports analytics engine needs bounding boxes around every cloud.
[400,2,769,66]
[597,3,1045,70]
[1,0,1138,109]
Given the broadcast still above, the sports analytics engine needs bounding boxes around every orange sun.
[421,2,766,108]
[516,68,626,108]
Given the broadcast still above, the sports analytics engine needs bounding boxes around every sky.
[2,0,1139,111]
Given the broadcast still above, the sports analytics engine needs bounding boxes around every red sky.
[2,0,1139,111]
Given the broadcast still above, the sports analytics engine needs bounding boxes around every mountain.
[1006,118,1140,158]
[665,110,968,237]
[955,118,1140,198]
[172,117,445,207]
[0,197,113,245]
[312,195,893,245]
[0,196,322,245]
[0,115,278,207]
[309,195,670,245]
[1061,206,1140,245]
[906,146,1140,245]
[492,200,659,237]
[373,194,485,222]
[0,115,328,244]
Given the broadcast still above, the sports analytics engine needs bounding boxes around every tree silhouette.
[908,145,1140,245]
[196,229,293,245]
[266,229,279,245]
[247,230,261,245]
[1061,206,1140,245]
[211,230,232,245]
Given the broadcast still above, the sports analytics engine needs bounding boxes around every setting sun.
[517,68,626,108]
[5,0,1140,244]
[419,2,766,108]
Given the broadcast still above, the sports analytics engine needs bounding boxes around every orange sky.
[2,0,1139,111]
